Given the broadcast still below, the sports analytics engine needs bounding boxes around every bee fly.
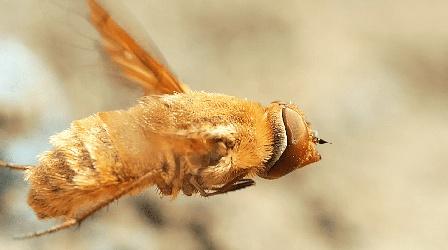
[0,0,328,238]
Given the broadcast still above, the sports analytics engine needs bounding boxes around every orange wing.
[88,0,189,95]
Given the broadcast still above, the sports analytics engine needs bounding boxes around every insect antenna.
[0,160,33,171]
[317,138,331,144]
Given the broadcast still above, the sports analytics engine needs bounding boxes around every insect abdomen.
[26,112,150,219]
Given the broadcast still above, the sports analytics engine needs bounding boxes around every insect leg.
[14,219,77,239]
[0,160,33,171]
[208,172,249,191]
[207,179,255,197]
[189,175,255,197]
[189,176,209,197]
[15,169,159,239]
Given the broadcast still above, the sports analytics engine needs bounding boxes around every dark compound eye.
[261,107,321,179]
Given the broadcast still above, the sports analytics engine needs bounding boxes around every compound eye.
[263,108,312,179]
[283,108,308,146]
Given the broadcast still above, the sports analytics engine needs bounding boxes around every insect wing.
[88,0,189,95]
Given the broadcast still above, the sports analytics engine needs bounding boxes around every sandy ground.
[0,0,447,249]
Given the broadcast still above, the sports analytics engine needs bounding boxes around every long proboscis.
[0,160,33,171]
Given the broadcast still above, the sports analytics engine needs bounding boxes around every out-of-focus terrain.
[1,0,447,249]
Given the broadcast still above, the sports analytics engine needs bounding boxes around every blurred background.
[1,0,447,249]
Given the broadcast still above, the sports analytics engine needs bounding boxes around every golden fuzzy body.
[26,92,276,219]
[0,0,325,238]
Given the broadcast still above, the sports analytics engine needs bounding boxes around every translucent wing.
[88,0,189,95]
